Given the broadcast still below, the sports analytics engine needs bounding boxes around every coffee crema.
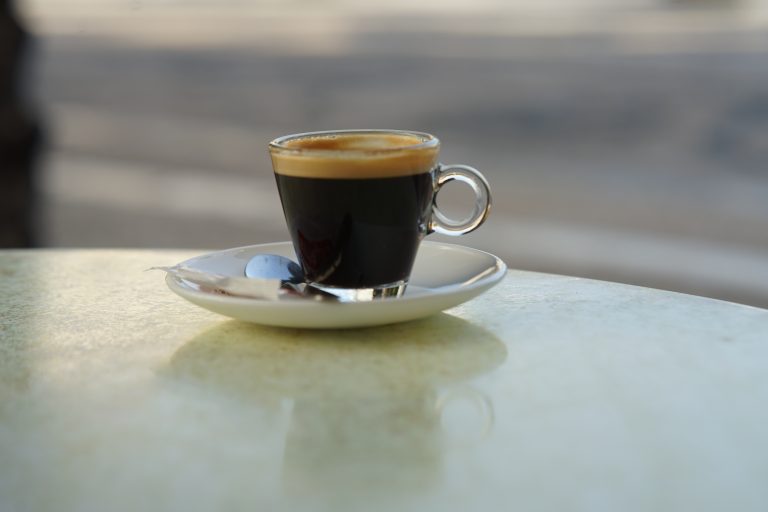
[270,132,439,179]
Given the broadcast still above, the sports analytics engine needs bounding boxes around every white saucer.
[165,241,506,329]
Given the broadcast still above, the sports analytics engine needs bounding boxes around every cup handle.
[429,164,492,236]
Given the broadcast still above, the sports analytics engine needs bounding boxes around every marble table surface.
[1,249,767,512]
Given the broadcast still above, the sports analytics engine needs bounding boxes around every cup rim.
[269,129,440,155]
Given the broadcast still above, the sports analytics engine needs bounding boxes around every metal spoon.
[152,254,337,302]
[244,253,303,284]
[244,254,340,301]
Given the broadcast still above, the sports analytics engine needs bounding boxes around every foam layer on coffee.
[271,132,439,179]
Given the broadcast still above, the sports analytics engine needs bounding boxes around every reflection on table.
[165,316,504,508]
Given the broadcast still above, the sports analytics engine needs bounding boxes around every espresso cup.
[269,129,491,300]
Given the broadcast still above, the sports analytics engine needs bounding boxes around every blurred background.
[3,0,768,306]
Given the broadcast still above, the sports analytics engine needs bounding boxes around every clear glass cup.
[269,129,491,300]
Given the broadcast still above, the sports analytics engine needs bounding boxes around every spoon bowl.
[244,254,341,301]
[245,253,303,283]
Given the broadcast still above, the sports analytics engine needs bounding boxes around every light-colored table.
[1,250,767,512]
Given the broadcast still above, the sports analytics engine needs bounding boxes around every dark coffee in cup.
[269,130,490,300]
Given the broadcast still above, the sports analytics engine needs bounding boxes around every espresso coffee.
[271,132,439,289]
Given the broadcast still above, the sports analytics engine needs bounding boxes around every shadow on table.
[164,314,507,507]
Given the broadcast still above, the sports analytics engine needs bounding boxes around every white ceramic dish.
[165,241,506,329]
